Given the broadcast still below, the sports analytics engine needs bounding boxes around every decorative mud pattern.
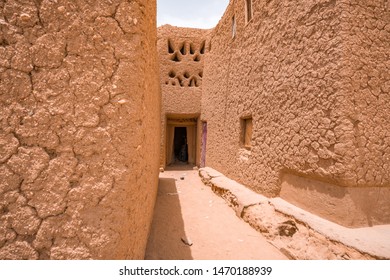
[165,38,206,87]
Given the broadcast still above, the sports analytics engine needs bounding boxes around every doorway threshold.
[165,163,198,171]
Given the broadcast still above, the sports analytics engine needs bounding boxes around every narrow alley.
[145,166,288,260]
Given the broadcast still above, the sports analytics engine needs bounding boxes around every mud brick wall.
[202,0,390,227]
[158,25,208,167]
[339,0,390,189]
[0,0,160,259]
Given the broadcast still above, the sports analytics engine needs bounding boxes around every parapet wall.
[202,0,390,227]
[0,0,160,259]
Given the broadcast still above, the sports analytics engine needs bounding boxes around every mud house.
[160,0,390,228]
[0,0,389,260]
[158,26,210,167]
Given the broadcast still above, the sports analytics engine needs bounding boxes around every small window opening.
[178,76,183,87]
[194,54,201,62]
[241,117,253,149]
[168,39,174,54]
[168,70,176,78]
[179,43,186,55]
[189,77,197,87]
[245,0,253,23]
[171,52,180,62]
[184,72,190,79]
[200,41,206,54]
[232,15,236,38]
[190,43,195,55]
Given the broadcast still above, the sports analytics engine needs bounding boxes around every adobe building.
[1,0,389,260]
[0,0,160,259]
[158,25,209,167]
[160,0,390,229]
[202,0,390,228]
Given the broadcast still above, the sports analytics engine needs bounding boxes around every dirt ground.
[145,165,287,260]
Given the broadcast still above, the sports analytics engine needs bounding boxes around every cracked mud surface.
[0,0,160,259]
[201,0,390,227]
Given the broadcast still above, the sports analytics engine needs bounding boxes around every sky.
[157,0,230,29]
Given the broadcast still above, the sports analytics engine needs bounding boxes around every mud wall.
[338,0,390,200]
[202,0,390,227]
[0,0,160,259]
[158,25,208,167]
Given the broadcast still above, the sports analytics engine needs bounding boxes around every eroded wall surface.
[340,1,390,191]
[0,0,160,259]
[158,25,208,166]
[202,0,390,227]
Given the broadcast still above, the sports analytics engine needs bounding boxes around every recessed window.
[241,117,253,149]
[232,15,236,38]
[168,39,174,54]
[180,43,186,55]
[200,40,206,54]
[245,0,253,23]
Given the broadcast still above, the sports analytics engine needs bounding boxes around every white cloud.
[157,0,229,29]
[158,14,223,29]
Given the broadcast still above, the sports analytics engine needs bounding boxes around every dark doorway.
[173,127,188,162]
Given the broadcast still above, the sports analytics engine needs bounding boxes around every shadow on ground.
[165,162,195,171]
[145,177,193,260]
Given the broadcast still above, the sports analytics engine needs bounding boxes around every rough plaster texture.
[201,0,390,227]
[0,0,160,259]
[158,25,208,167]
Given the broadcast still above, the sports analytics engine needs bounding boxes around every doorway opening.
[174,127,188,162]
[165,116,198,167]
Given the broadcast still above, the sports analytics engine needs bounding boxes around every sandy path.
[145,167,287,260]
